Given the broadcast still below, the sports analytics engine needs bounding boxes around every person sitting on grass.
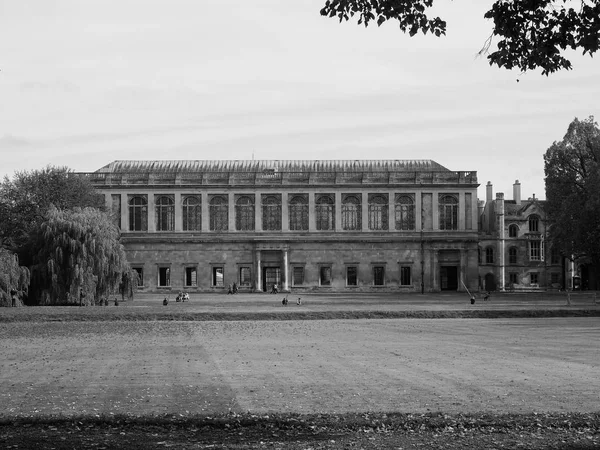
[163,297,168,306]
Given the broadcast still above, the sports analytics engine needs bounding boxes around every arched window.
[128,195,148,231]
[342,195,361,230]
[316,194,335,231]
[508,224,519,238]
[439,195,459,230]
[509,247,518,264]
[209,196,228,231]
[529,215,540,232]
[368,194,388,230]
[155,195,174,231]
[395,194,415,230]
[289,195,308,231]
[262,195,281,231]
[235,196,255,231]
[486,246,494,264]
[182,196,201,231]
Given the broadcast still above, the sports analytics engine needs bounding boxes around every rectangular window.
[530,272,539,284]
[368,194,388,230]
[293,267,304,286]
[530,241,541,261]
[320,266,332,286]
[346,266,357,286]
[400,266,411,286]
[132,267,144,287]
[439,195,459,230]
[262,195,282,231]
[212,267,224,287]
[373,266,385,286]
[158,267,170,287]
[111,194,121,229]
[509,272,518,284]
[239,267,251,287]
[185,267,197,287]
[289,195,309,231]
[341,195,361,230]
[315,195,335,231]
[183,196,202,231]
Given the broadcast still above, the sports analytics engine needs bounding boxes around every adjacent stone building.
[85,160,480,293]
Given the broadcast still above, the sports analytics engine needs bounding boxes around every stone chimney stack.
[513,180,521,205]
[486,181,493,204]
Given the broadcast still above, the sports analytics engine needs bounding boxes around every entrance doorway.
[484,273,497,291]
[440,266,458,291]
[263,267,281,292]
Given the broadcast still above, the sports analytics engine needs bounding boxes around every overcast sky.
[1,0,599,201]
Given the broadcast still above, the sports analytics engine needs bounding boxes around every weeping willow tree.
[0,248,30,307]
[29,206,133,305]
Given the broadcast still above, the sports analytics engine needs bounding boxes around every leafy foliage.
[544,116,600,265]
[0,248,30,307]
[320,0,600,75]
[29,207,131,305]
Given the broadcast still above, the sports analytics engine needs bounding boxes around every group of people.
[227,283,239,295]
[163,291,190,305]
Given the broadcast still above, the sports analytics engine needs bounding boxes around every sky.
[1,0,599,202]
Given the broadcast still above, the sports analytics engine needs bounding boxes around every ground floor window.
[131,267,144,287]
[158,267,170,287]
[373,266,385,286]
[509,272,518,285]
[320,266,332,286]
[293,267,304,286]
[239,267,252,287]
[400,266,411,286]
[346,266,357,286]
[530,272,539,284]
[185,267,197,287]
[212,267,224,287]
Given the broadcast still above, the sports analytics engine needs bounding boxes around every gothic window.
[509,224,519,237]
[316,194,335,231]
[485,246,494,264]
[155,195,174,231]
[509,247,518,264]
[262,195,281,231]
[128,195,148,231]
[439,194,459,230]
[529,215,540,232]
[395,194,415,230]
[182,196,201,231]
[209,196,228,231]
[289,195,308,231]
[235,195,255,231]
[342,195,361,230]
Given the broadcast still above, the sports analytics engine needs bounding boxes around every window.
[155,195,175,231]
[185,267,197,287]
[158,267,170,287]
[111,194,121,229]
[439,195,459,230]
[346,266,358,286]
[320,266,332,286]
[209,196,228,231]
[235,195,255,231]
[183,196,201,231]
[128,195,148,231]
[342,195,361,230]
[400,266,411,286]
[262,195,281,231]
[509,247,518,264]
[368,194,388,230]
[289,195,308,231]
[529,215,540,232]
[373,266,385,286]
[293,267,304,286]
[529,240,542,261]
[485,247,494,264]
[530,272,539,284]
[509,224,518,237]
[212,267,224,287]
[316,194,335,231]
[395,195,415,230]
[132,267,144,287]
[509,272,518,284]
[239,267,252,287]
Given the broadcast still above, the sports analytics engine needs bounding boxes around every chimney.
[513,180,521,205]
[486,181,493,204]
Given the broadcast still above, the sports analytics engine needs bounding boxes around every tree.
[320,0,600,75]
[0,248,30,307]
[544,116,600,284]
[28,207,132,305]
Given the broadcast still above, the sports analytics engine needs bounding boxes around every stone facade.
[85,160,480,294]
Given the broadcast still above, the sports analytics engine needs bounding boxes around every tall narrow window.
[209,196,228,231]
[128,195,148,231]
[530,272,539,284]
[342,195,361,230]
[530,240,542,261]
[316,194,335,231]
[293,267,304,286]
[235,195,255,231]
[400,266,411,286]
[155,195,175,231]
[509,224,518,237]
[373,266,385,286]
[212,267,224,287]
[262,195,281,231]
[368,194,388,230]
[320,266,332,286]
[395,194,415,230]
[111,194,121,229]
[239,267,252,287]
[509,272,518,284]
[346,266,358,286]
[439,194,459,230]
[509,247,518,264]
[289,195,309,231]
[132,267,144,287]
[158,267,170,287]
[529,215,540,232]
[183,196,201,231]
[486,247,494,264]
[185,267,197,287]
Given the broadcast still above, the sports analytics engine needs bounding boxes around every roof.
[95,160,452,174]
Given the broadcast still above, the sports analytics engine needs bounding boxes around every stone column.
[282,248,289,291]
[362,192,369,231]
[121,193,128,232]
[255,193,262,232]
[335,191,342,232]
[415,191,422,231]
[282,192,289,232]
[228,192,235,231]
[432,192,439,231]
[201,192,209,232]
[175,192,182,231]
[432,249,439,291]
[460,249,467,292]
[308,192,316,231]
[255,249,262,292]
[458,193,465,230]
[388,192,394,231]
[148,193,155,232]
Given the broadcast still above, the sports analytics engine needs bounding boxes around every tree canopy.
[320,0,600,75]
[544,116,600,266]
[0,248,30,307]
